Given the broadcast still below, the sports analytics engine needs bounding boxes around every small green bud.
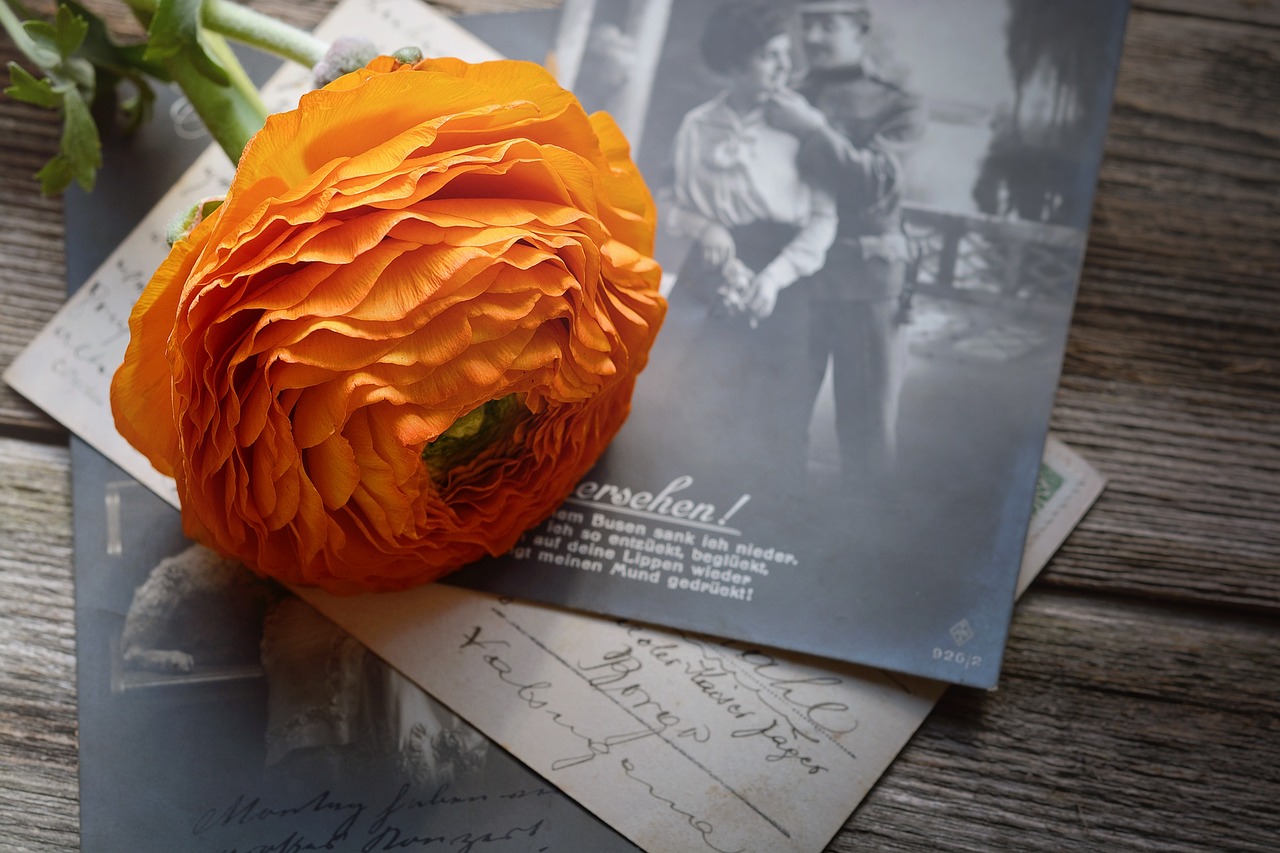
[392,46,424,65]
[166,198,224,246]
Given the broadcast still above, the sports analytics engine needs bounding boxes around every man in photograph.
[765,0,925,499]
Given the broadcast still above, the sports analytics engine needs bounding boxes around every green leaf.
[22,20,60,52]
[45,85,101,193]
[34,154,77,196]
[0,1,163,194]
[51,4,89,58]
[145,0,230,87]
[60,1,166,130]
[4,61,61,108]
[60,90,100,191]
[22,6,88,68]
[20,8,93,94]
[61,2,170,80]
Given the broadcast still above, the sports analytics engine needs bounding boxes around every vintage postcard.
[449,0,1130,687]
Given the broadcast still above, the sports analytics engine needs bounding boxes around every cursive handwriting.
[193,781,559,853]
[567,628,835,774]
[460,624,659,772]
[216,827,352,853]
[464,609,803,842]
[578,645,687,736]
[717,644,859,738]
[619,758,745,853]
[730,719,829,775]
[195,790,365,838]
[360,820,544,853]
[622,622,855,764]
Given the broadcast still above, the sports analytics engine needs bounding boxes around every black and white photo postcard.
[453,0,1130,687]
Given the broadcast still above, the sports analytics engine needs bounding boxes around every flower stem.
[202,0,328,69]
[123,0,329,70]
[116,0,330,165]
[170,29,268,162]
[0,0,48,65]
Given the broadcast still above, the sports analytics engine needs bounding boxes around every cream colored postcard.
[4,1,1106,850]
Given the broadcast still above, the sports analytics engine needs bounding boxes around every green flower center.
[422,395,523,485]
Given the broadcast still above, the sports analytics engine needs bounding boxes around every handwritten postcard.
[6,0,1107,850]
[298,436,1100,852]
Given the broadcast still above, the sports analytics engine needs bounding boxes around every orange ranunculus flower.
[110,55,665,593]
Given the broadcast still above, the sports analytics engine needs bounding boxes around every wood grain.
[0,438,77,853]
[1,1,1278,851]
[0,41,66,436]
[834,592,1280,852]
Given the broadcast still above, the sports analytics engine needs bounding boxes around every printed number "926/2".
[932,648,983,670]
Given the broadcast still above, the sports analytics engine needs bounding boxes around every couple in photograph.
[657,0,925,504]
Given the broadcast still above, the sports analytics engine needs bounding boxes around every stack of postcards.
[5,1,1125,850]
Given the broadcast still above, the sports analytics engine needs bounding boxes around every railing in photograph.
[903,204,1087,304]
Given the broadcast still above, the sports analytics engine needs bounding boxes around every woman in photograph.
[650,0,836,496]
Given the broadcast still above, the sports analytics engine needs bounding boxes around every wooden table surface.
[2,1,1277,850]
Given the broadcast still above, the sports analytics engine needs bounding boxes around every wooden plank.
[0,437,78,853]
[1135,0,1280,27]
[1095,14,1280,287]
[833,591,1280,852]
[0,39,66,436]
[1116,9,1280,144]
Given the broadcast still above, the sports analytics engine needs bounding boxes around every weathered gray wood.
[1041,5,1280,613]
[0,40,67,436]
[1136,0,1280,27]
[0,437,78,853]
[833,592,1280,853]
